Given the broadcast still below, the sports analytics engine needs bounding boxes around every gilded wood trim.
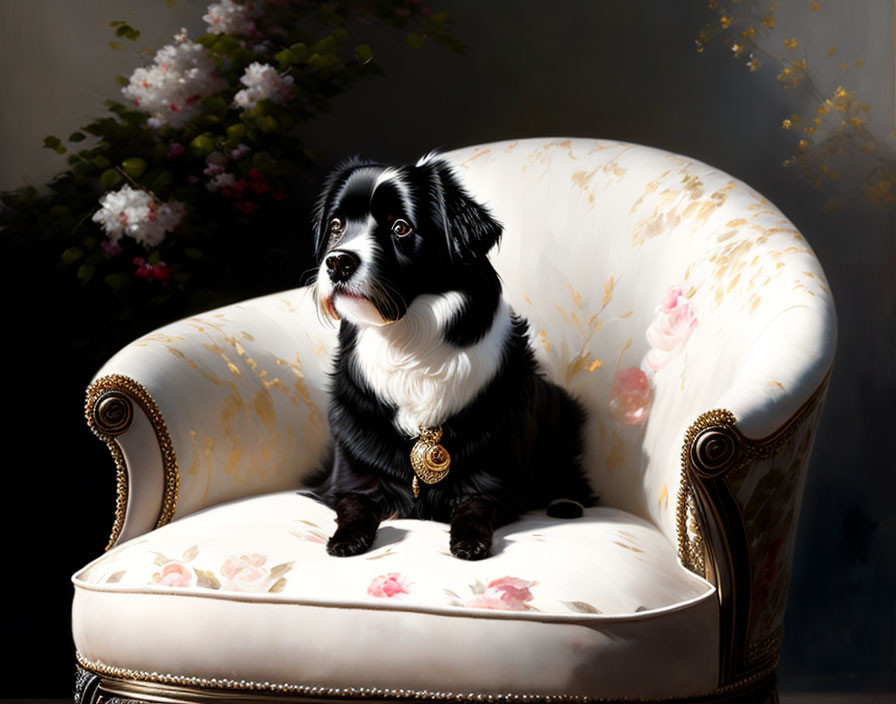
[677,373,833,572]
[76,656,778,704]
[85,374,180,548]
[676,372,832,686]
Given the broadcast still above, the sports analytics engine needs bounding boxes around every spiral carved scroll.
[691,426,742,478]
[93,391,134,436]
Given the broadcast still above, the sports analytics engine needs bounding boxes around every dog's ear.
[311,156,378,260]
[425,160,502,262]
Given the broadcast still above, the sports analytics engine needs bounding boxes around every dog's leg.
[327,493,381,557]
[450,495,498,561]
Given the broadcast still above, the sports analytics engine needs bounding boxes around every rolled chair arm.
[677,299,836,683]
[85,287,336,548]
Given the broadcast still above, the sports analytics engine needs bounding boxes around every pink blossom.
[234,200,256,215]
[609,367,653,426]
[101,240,124,257]
[165,142,186,160]
[203,163,226,177]
[230,143,251,160]
[272,190,288,201]
[645,286,698,371]
[154,561,194,587]
[467,576,536,611]
[221,554,268,592]
[133,257,171,284]
[367,573,411,598]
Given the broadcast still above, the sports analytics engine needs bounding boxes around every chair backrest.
[443,138,835,548]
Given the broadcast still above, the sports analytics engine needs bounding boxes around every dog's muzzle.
[326,250,359,283]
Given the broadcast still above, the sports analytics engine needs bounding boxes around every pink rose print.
[220,554,268,592]
[368,573,411,598]
[645,286,698,371]
[467,576,536,611]
[153,561,194,588]
[609,367,653,426]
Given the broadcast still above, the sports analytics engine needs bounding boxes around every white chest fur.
[352,292,513,437]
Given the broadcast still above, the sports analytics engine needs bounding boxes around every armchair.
[73,137,836,703]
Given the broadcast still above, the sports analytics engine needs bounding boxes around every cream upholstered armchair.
[73,138,836,703]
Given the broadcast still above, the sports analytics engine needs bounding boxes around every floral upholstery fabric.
[73,492,718,698]
[75,492,711,617]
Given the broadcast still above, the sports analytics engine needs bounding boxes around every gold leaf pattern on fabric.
[195,569,221,590]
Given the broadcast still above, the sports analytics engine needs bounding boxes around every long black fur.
[304,155,595,560]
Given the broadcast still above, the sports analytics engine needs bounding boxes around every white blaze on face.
[316,216,393,326]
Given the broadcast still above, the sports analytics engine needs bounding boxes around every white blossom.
[233,62,295,111]
[123,30,226,129]
[203,0,257,36]
[92,185,185,247]
[206,172,236,192]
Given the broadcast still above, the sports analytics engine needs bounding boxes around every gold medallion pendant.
[410,426,451,498]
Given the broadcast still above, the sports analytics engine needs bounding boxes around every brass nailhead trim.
[76,654,778,703]
[85,375,180,549]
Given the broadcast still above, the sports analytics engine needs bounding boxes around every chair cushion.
[73,492,719,699]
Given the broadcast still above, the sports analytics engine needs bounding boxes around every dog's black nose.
[325,251,359,283]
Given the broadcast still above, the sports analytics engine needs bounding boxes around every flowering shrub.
[1,0,461,364]
[92,185,185,247]
[122,31,228,129]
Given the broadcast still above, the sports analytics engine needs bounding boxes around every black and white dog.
[306,154,594,560]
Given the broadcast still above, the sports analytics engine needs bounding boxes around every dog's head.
[311,154,503,326]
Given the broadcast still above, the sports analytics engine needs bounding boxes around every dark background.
[1,1,893,697]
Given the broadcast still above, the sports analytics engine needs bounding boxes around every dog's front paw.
[327,531,375,557]
[450,538,491,561]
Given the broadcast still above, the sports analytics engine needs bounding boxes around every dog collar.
[410,425,451,498]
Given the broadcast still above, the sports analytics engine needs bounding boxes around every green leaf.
[77,264,95,284]
[68,131,86,142]
[226,123,246,141]
[100,169,122,189]
[185,247,203,260]
[204,95,228,115]
[275,49,296,66]
[355,44,373,62]
[190,134,215,154]
[150,171,174,191]
[121,157,147,178]
[114,74,130,87]
[92,155,111,169]
[289,43,309,61]
[406,33,426,49]
[109,41,123,51]
[115,24,140,41]
[104,273,131,292]
[43,136,66,154]
[257,115,277,133]
[62,247,84,265]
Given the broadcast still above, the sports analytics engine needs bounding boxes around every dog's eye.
[329,217,345,235]
[392,219,414,237]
